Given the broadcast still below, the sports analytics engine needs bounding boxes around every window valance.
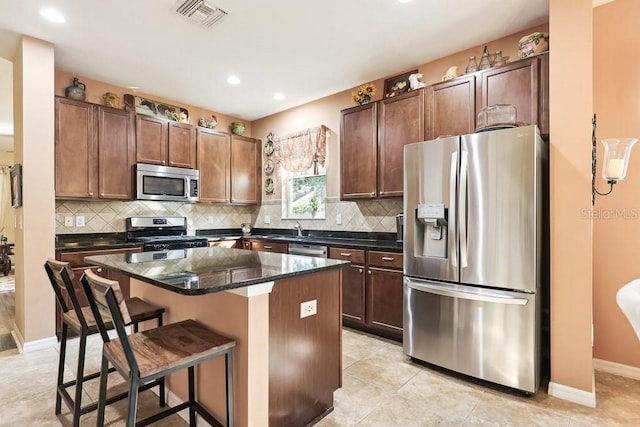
[275,125,327,174]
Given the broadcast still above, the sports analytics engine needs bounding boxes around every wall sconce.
[592,114,637,205]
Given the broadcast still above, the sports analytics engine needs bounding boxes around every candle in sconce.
[605,158,625,179]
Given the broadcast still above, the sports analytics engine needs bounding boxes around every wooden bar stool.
[45,259,166,427]
[81,268,235,427]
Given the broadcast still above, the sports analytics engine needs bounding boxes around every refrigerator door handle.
[459,150,469,268]
[406,280,529,305]
[449,151,458,267]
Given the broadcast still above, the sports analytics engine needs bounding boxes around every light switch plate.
[336,214,342,225]
[208,215,214,224]
[75,215,85,227]
[64,216,73,227]
[264,215,271,224]
[300,299,317,318]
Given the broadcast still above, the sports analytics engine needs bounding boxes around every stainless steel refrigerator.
[403,125,547,394]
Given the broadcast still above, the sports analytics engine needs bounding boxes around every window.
[282,164,326,219]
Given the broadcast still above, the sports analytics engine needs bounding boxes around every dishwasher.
[288,243,328,258]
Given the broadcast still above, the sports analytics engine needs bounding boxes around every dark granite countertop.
[198,228,403,252]
[56,233,142,252]
[85,247,349,295]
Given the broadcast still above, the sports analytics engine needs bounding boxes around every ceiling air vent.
[174,0,228,28]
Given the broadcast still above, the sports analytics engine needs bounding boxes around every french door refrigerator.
[403,125,546,394]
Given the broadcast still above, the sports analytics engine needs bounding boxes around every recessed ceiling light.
[227,75,241,85]
[273,93,285,101]
[39,8,66,23]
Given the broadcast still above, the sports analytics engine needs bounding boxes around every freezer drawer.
[403,277,539,393]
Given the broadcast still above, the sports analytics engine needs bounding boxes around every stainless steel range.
[126,217,208,251]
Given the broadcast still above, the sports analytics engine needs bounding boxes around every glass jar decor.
[465,55,478,74]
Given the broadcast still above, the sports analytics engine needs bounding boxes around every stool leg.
[96,355,109,427]
[225,350,234,427]
[127,376,140,427]
[157,315,166,407]
[188,366,196,426]
[55,323,68,415]
[72,331,88,427]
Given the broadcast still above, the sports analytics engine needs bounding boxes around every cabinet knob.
[368,270,372,275]
[100,193,105,197]
[359,268,363,273]
[88,192,93,196]
[370,192,375,196]
[161,160,166,165]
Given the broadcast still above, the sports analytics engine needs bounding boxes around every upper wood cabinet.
[426,75,476,140]
[340,90,424,200]
[230,135,261,204]
[55,97,135,200]
[135,115,196,169]
[340,102,378,199]
[426,53,549,139]
[197,128,231,203]
[378,89,425,197]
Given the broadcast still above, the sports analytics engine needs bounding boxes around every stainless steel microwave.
[135,163,199,203]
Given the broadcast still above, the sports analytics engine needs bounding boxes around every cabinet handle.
[370,192,375,196]
[100,193,104,197]
[96,268,102,273]
[359,268,363,273]
[340,253,351,257]
[380,191,384,195]
[381,256,395,261]
[368,270,372,275]
[264,245,272,249]
[161,160,166,165]
[88,192,93,196]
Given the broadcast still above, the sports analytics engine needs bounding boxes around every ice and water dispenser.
[414,203,448,258]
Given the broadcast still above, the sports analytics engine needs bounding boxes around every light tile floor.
[0,327,638,426]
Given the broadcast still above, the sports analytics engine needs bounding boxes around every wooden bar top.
[85,247,349,295]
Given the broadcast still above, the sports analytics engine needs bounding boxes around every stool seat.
[105,319,235,379]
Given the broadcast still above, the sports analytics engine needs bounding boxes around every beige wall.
[593,0,640,367]
[548,0,594,393]
[13,36,56,343]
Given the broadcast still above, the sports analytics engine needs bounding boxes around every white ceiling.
[0,0,549,140]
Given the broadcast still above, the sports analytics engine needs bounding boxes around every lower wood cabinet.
[55,246,142,337]
[243,239,288,254]
[330,247,403,341]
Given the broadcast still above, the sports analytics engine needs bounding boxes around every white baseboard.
[593,358,640,380]
[11,323,57,354]
[548,380,596,408]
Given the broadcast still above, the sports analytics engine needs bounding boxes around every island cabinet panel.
[378,89,425,197]
[340,102,378,199]
[55,97,134,200]
[329,247,365,324]
[168,121,196,168]
[135,114,168,166]
[426,75,476,140]
[269,269,342,427]
[55,97,96,198]
[230,135,261,204]
[481,56,540,132]
[197,128,230,203]
[97,107,135,199]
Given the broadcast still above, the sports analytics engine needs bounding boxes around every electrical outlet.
[300,299,317,318]
[208,215,214,224]
[75,215,85,227]
[64,216,73,227]
[264,215,271,224]
[336,214,342,225]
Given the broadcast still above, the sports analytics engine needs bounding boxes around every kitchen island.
[86,247,349,427]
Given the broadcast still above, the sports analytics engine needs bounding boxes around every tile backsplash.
[55,198,403,234]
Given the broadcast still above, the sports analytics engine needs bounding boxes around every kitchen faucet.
[294,221,304,237]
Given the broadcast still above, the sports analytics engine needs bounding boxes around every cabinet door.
[481,56,540,130]
[230,135,260,204]
[168,121,196,168]
[340,103,378,199]
[427,75,476,140]
[367,267,403,337]
[197,128,230,203]
[136,114,168,165]
[342,264,366,324]
[97,106,135,199]
[379,90,425,197]
[55,97,96,198]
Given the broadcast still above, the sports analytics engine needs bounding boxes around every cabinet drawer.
[59,246,142,268]
[250,240,288,253]
[367,251,403,269]
[329,247,365,264]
